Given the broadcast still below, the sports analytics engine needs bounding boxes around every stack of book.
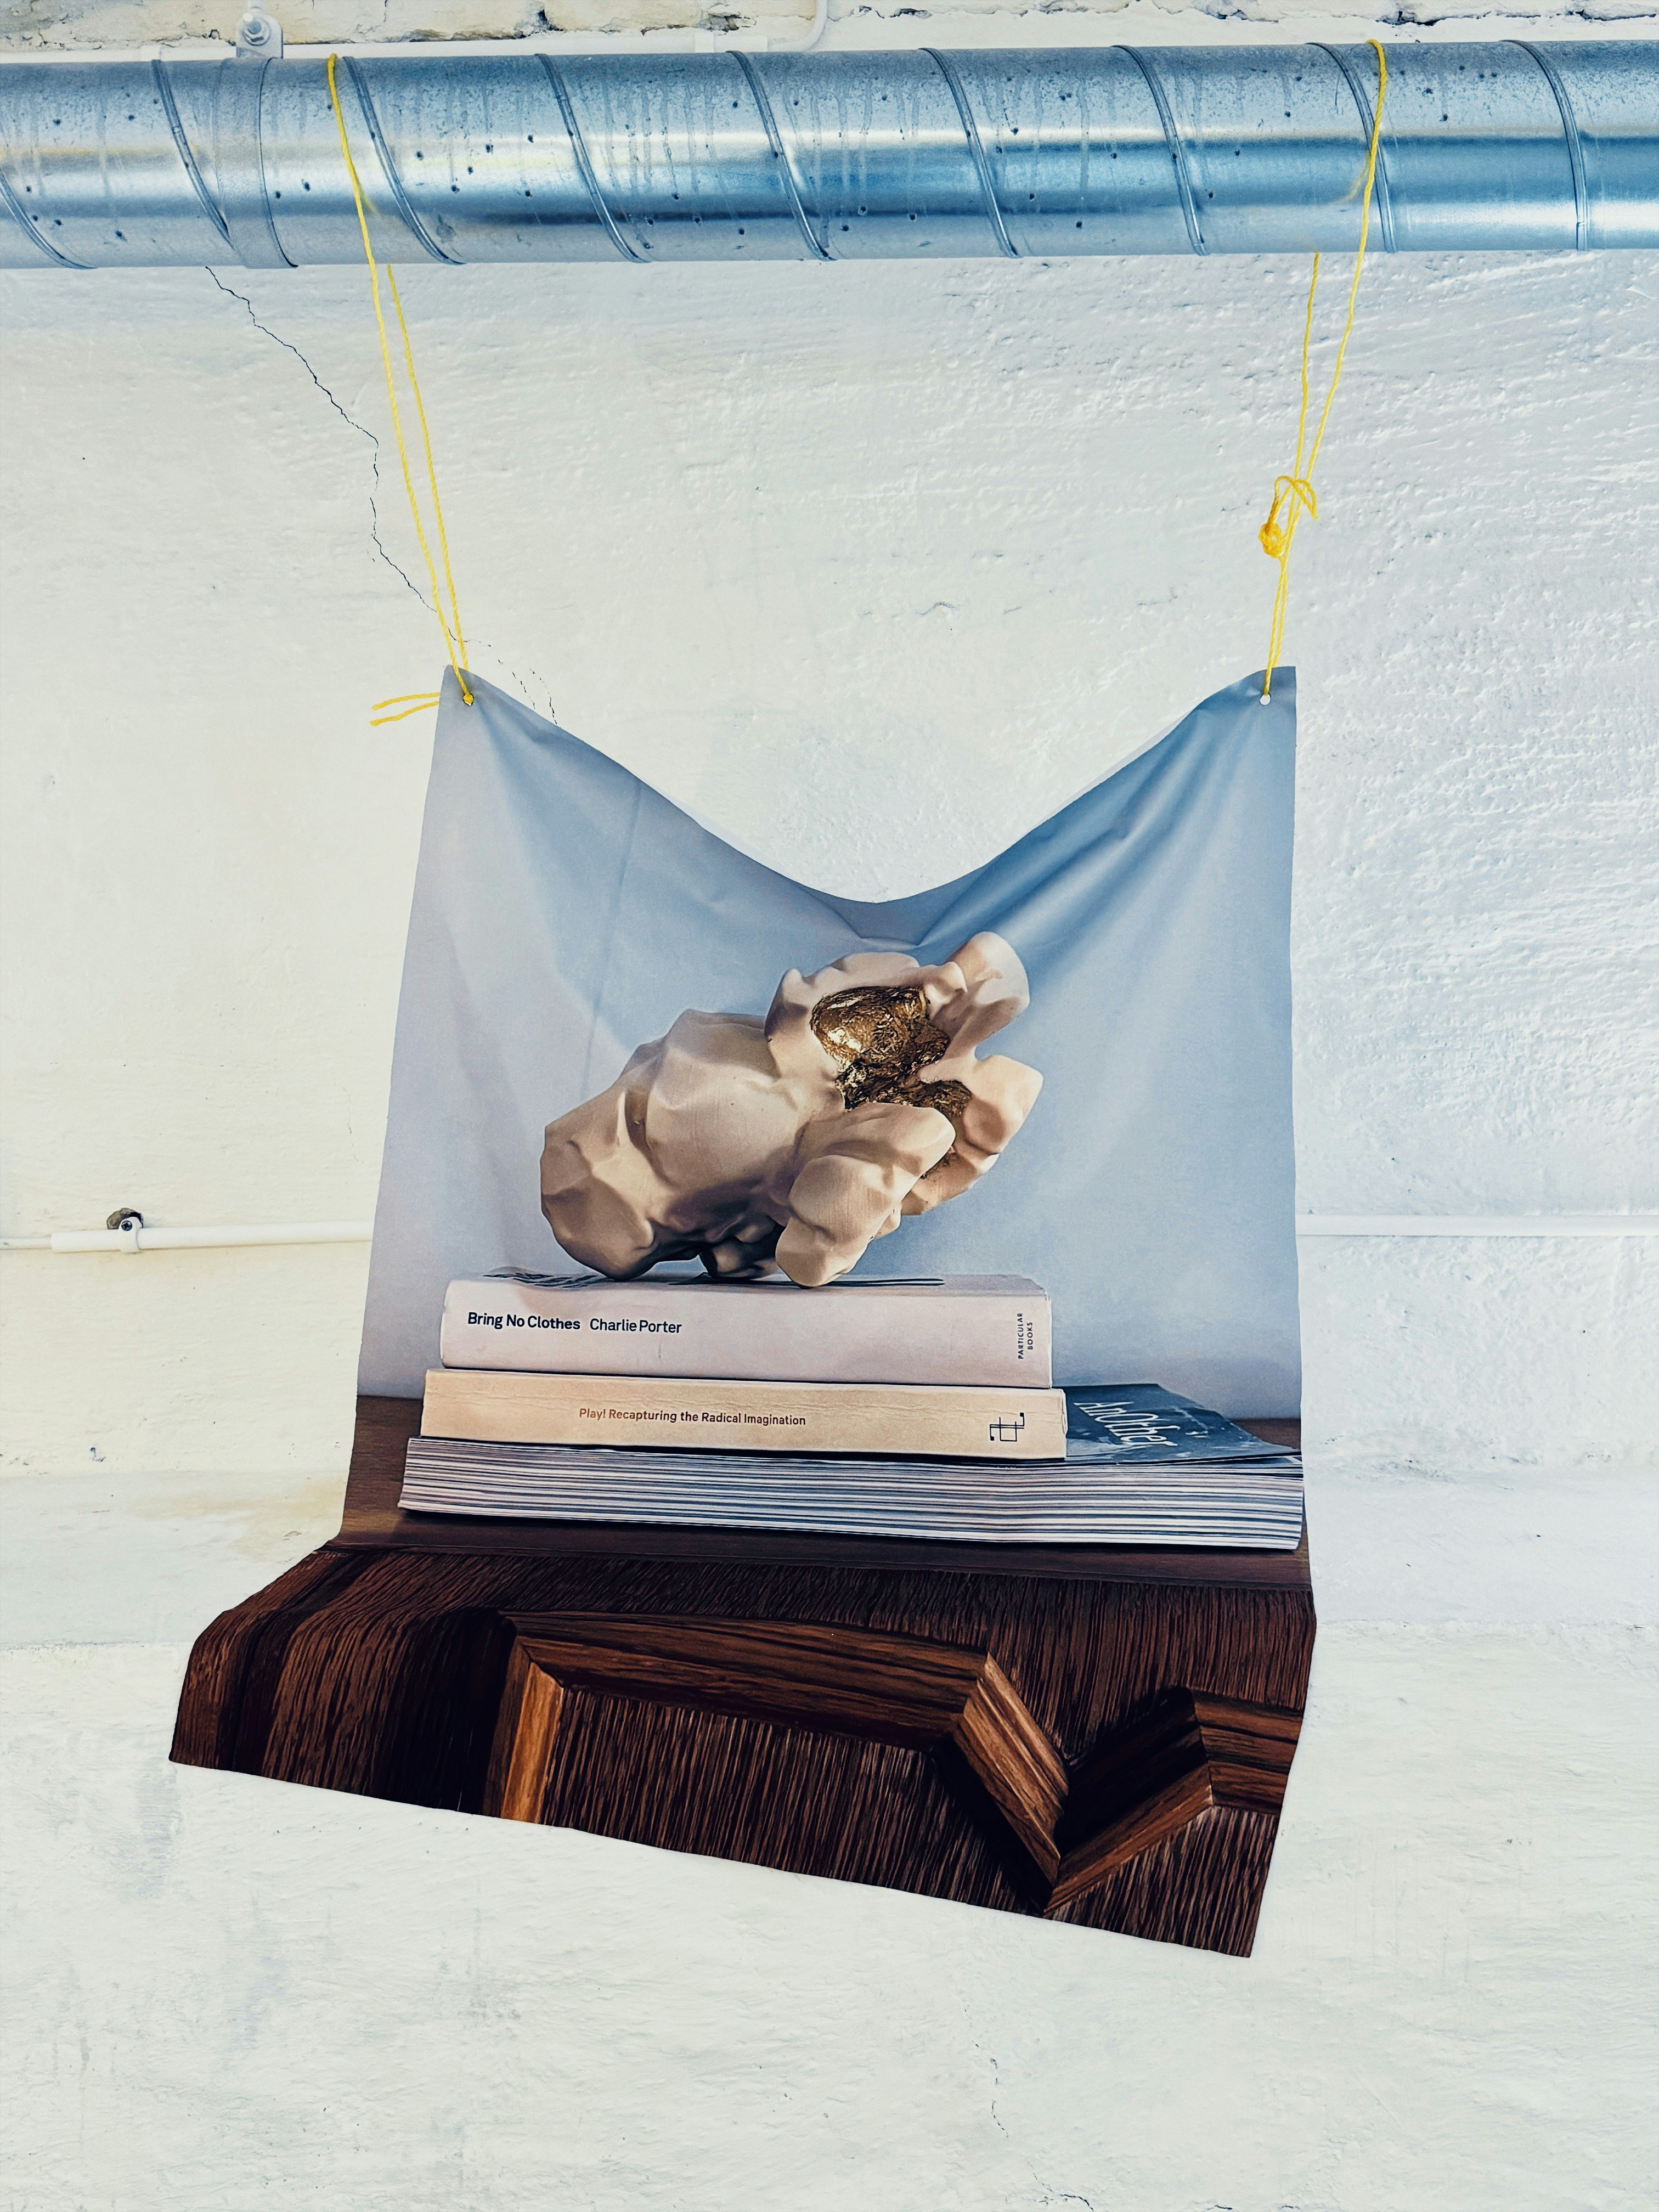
[399,1273,1304,1550]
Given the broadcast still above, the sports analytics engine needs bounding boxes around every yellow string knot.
[1259,474,1318,563]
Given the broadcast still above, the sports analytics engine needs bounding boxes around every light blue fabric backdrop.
[360,668,1299,1413]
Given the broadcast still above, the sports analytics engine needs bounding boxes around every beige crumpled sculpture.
[541,932,1042,1286]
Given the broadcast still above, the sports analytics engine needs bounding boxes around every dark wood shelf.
[172,1395,1313,1957]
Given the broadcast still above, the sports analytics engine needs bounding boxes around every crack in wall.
[205,266,430,610]
[970,2038,1103,2207]
[203,267,558,723]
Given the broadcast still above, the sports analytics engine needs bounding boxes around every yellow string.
[326,53,473,710]
[386,266,467,676]
[371,692,443,725]
[1259,40,1389,703]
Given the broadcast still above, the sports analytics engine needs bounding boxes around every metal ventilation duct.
[2,43,1656,270]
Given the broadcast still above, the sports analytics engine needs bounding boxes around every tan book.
[422,1368,1068,1462]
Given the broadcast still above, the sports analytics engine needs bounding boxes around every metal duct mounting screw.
[235,7,282,59]
[106,1208,144,1236]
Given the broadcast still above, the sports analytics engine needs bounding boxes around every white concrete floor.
[5,1466,1654,2211]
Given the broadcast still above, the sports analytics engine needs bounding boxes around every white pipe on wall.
[2,1215,1655,1255]
[0,1221,374,1253]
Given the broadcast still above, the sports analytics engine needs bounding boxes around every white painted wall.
[2,13,1656,2207]
[5,195,1656,1474]
[9,0,1657,55]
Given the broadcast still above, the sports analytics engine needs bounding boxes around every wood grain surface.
[169,1396,1315,1955]
[1051,1689,1302,1909]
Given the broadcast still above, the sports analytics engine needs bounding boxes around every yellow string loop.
[1259,40,1388,703]
[326,53,473,713]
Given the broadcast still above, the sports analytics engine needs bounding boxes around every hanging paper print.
[360,667,1298,1413]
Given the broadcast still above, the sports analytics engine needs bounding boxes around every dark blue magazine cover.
[1064,1385,1296,1465]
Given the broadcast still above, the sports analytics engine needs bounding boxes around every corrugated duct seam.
[2,43,1656,269]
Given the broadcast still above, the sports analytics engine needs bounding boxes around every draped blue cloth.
[360,667,1299,1413]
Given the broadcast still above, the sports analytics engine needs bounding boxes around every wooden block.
[1048,1689,1302,1912]
[482,1612,1068,1886]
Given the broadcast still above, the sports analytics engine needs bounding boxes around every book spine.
[439,1282,1051,1387]
[422,1369,1068,1462]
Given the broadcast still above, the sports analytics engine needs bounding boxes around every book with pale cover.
[439,1273,1051,1387]
[422,1367,1068,1462]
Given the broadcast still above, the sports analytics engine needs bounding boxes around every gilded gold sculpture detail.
[810,985,973,1170]
[540,933,1042,1286]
